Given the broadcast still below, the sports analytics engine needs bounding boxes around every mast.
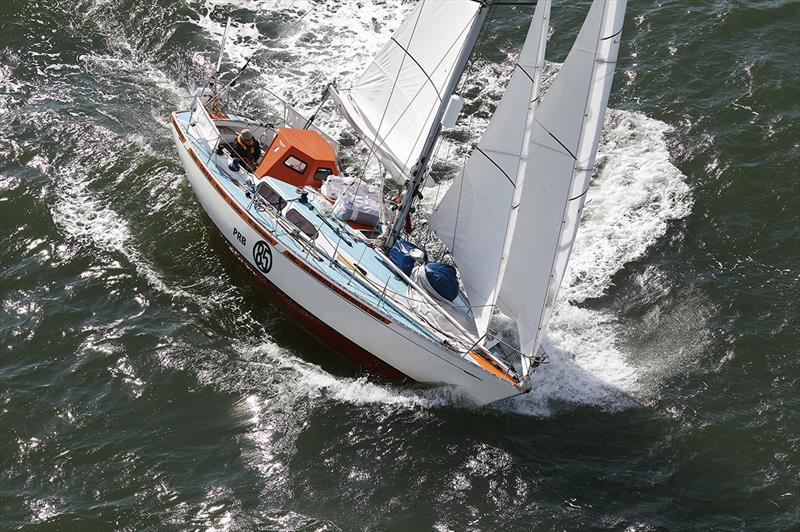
[383,1,491,251]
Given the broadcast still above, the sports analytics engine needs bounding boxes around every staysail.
[428,0,552,336]
[497,0,628,357]
[330,0,484,183]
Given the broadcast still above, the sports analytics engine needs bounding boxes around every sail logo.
[252,241,272,274]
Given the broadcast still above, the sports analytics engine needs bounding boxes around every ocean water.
[1,0,798,529]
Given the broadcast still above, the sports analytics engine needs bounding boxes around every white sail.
[498,0,627,357]
[429,0,551,336]
[331,0,482,182]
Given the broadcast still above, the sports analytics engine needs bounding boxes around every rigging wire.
[274,0,325,42]
[279,0,298,13]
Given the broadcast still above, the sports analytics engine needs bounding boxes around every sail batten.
[429,0,552,337]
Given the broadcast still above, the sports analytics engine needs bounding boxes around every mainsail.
[330,0,484,183]
[497,0,628,357]
[429,0,552,336]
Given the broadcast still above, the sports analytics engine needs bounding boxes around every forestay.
[497,0,627,357]
[429,0,552,337]
[330,0,482,182]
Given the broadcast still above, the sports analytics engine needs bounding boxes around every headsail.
[498,0,628,357]
[429,0,552,336]
[330,0,483,183]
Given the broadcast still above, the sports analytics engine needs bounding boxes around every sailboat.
[170,0,627,405]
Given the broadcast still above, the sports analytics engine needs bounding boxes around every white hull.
[171,115,527,405]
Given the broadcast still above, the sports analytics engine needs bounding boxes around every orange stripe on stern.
[469,351,518,384]
[171,114,187,144]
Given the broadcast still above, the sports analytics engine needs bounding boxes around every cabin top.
[255,128,338,188]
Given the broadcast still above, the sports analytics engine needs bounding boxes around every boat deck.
[175,111,468,350]
[173,111,525,385]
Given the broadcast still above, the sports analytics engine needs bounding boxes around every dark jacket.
[227,136,261,169]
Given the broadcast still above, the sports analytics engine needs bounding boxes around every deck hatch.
[286,208,319,240]
[257,181,288,212]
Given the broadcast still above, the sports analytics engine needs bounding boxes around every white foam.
[28,498,62,524]
[77,50,187,107]
[194,1,267,65]
[0,54,24,117]
[565,109,693,302]
[49,127,190,301]
[75,1,188,105]
[235,341,462,410]
[42,5,201,300]
[505,305,640,416]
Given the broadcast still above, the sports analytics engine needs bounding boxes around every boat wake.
[239,342,467,410]
[50,139,182,299]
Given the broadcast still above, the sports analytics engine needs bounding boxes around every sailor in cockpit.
[227,129,261,171]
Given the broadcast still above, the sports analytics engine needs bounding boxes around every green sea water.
[1,0,798,529]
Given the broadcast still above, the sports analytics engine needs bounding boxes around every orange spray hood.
[255,128,338,188]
